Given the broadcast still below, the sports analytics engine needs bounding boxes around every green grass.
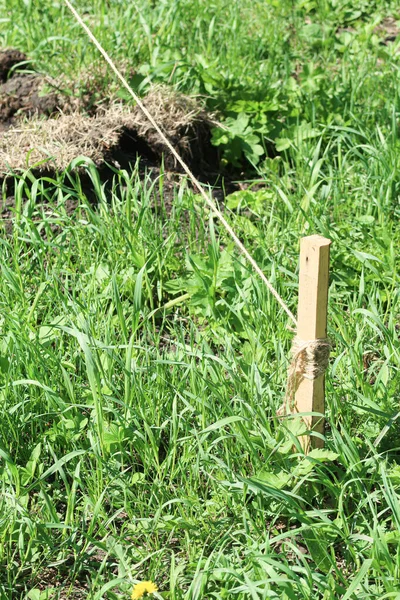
[1,1,400,599]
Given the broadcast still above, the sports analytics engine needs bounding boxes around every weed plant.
[1,0,400,599]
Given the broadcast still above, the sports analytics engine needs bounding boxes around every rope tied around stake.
[278,336,331,416]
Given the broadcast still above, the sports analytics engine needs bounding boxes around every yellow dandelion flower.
[131,581,158,599]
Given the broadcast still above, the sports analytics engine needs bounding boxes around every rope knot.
[278,336,331,416]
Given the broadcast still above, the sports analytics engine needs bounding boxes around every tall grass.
[0,141,399,597]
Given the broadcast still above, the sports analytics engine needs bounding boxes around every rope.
[63,0,297,326]
[278,337,331,416]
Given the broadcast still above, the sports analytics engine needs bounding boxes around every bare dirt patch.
[374,17,400,45]
[0,48,27,81]
[0,49,73,130]
[0,74,64,127]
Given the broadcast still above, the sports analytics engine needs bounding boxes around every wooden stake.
[295,235,331,452]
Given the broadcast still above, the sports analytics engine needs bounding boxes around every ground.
[1,1,400,599]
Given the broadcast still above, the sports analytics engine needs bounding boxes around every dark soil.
[375,16,400,45]
[0,74,62,127]
[0,49,69,131]
[0,197,18,236]
[0,48,27,81]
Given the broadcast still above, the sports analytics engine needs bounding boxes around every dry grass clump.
[0,86,216,174]
[0,107,131,172]
[130,86,215,163]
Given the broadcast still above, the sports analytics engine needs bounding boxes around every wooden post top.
[297,236,332,341]
[301,234,332,247]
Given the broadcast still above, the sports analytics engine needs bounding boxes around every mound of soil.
[0,48,219,174]
[0,48,237,234]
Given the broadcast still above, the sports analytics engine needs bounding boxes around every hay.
[130,87,213,162]
[0,87,216,174]
[0,107,130,172]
